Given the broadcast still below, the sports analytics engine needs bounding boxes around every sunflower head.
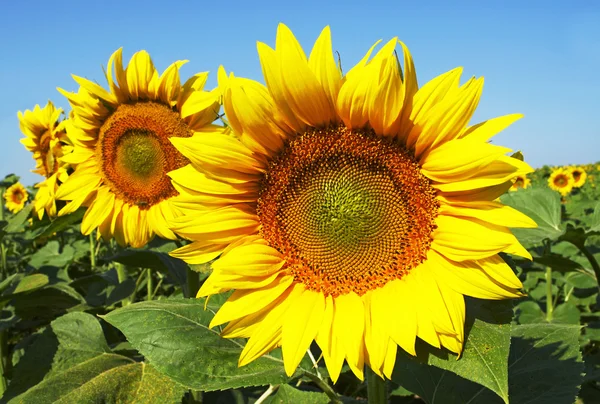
[56,48,220,247]
[168,24,535,381]
[568,166,587,188]
[548,168,574,196]
[4,182,29,214]
[509,174,531,192]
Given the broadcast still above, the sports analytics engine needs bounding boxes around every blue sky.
[1,0,598,185]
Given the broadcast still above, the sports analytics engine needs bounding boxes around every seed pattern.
[257,126,439,297]
[98,102,191,209]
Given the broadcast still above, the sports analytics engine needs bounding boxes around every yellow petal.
[282,285,325,376]
[333,292,365,380]
[439,200,537,229]
[459,114,523,142]
[308,26,342,110]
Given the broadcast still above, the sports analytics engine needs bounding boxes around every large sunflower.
[4,183,28,214]
[56,49,220,247]
[169,25,535,381]
[548,168,574,196]
[568,166,586,188]
[18,101,72,219]
[509,174,531,192]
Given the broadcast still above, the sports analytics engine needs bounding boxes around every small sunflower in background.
[18,101,72,219]
[548,168,574,196]
[169,25,535,381]
[4,183,28,214]
[509,174,531,192]
[56,48,221,248]
[568,166,587,188]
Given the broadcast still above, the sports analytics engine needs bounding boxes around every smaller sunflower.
[509,174,531,192]
[18,101,72,219]
[568,166,586,188]
[548,168,574,196]
[4,183,29,214]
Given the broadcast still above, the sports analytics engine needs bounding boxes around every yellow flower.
[18,101,73,219]
[568,166,586,188]
[548,168,574,196]
[4,183,28,214]
[509,174,531,191]
[56,48,220,248]
[168,25,535,382]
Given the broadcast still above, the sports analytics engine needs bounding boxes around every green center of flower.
[116,130,164,180]
[98,102,192,209]
[257,126,439,297]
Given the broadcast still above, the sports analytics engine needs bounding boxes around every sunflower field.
[1,25,599,404]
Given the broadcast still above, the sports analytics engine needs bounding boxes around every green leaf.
[28,241,75,269]
[35,208,86,239]
[516,300,545,324]
[12,274,49,294]
[500,188,564,246]
[3,203,33,233]
[103,298,310,391]
[6,312,184,403]
[533,253,583,272]
[585,202,600,233]
[508,323,583,404]
[392,299,513,403]
[107,249,187,289]
[266,384,330,404]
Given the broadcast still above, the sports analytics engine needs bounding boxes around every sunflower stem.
[0,330,6,396]
[366,367,387,404]
[89,232,96,270]
[115,263,131,306]
[573,242,600,293]
[146,268,153,301]
[186,268,199,298]
[545,266,553,322]
[303,371,341,403]
[0,244,6,280]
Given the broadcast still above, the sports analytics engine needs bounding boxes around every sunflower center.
[257,126,439,297]
[98,102,191,209]
[514,177,524,188]
[555,175,567,187]
[573,171,581,182]
[13,190,25,203]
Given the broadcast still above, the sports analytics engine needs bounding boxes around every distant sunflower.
[18,101,72,219]
[169,25,535,381]
[56,48,220,247]
[509,174,531,192]
[4,183,28,214]
[548,168,574,196]
[568,166,586,188]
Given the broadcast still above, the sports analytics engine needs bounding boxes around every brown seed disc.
[98,102,191,209]
[257,126,439,297]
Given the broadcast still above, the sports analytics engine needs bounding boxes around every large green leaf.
[391,322,583,404]
[27,241,75,269]
[500,188,564,246]
[3,203,33,233]
[508,323,583,404]
[107,249,187,290]
[392,299,513,403]
[35,208,86,239]
[103,298,315,391]
[265,384,330,404]
[5,312,184,403]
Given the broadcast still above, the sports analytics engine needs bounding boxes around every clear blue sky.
[1,0,598,185]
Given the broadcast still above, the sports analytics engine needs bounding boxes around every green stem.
[115,263,131,306]
[0,244,6,280]
[303,371,341,404]
[0,330,7,396]
[186,268,200,298]
[146,268,152,301]
[89,233,96,270]
[366,367,387,404]
[574,243,600,292]
[545,266,553,322]
[0,187,5,222]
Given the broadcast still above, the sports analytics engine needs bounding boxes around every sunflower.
[55,48,220,248]
[168,25,535,381]
[509,174,531,192]
[568,166,586,188]
[18,101,72,219]
[548,168,574,196]
[4,183,29,214]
